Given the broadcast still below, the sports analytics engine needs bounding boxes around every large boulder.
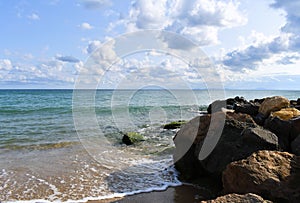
[271,108,300,121]
[200,193,272,203]
[264,115,300,151]
[291,135,300,155]
[222,150,300,203]
[264,116,291,150]
[173,112,279,178]
[258,96,289,117]
[173,115,211,179]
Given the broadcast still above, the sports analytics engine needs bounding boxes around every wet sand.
[88,184,210,203]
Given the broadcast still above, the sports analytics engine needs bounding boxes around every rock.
[251,98,265,104]
[241,128,279,150]
[234,96,247,103]
[291,135,300,155]
[173,115,211,179]
[253,113,267,126]
[222,150,300,203]
[290,100,298,107]
[163,120,186,129]
[264,115,300,151]
[290,116,300,141]
[201,193,272,203]
[271,108,300,121]
[174,111,279,177]
[207,100,227,114]
[264,116,291,150]
[258,96,290,117]
[297,98,300,105]
[122,132,144,145]
[234,103,259,116]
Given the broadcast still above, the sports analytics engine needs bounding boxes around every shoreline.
[87,184,208,203]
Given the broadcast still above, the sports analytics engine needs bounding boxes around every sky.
[0,0,300,90]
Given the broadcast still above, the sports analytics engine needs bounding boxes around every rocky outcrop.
[258,96,289,117]
[174,96,300,202]
[200,193,272,203]
[174,112,279,178]
[222,150,300,203]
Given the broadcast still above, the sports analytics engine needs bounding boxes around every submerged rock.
[122,132,145,145]
[258,96,289,117]
[222,150,300,203]
[163,120,186,129]
[201,193,272,203]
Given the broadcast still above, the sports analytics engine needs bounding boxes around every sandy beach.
[88,185,208,203]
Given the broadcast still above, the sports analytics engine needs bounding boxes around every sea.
[0,89,299,202]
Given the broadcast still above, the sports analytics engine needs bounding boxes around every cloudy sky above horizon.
[1,0,300,90]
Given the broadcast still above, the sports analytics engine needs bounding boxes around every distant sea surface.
[0,89,299,202]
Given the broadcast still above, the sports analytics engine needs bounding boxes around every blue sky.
[0,0,300,89]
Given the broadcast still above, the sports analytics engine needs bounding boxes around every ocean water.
[0,89,299,202]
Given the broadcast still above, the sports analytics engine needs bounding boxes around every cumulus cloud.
[221,0,300,71]
[79,22,94,30]
[56,55,80,63]
[81,0,112,9]
[0,56,79,86]
[276,55,300,65]
[85,40,102,54]
[222,34,290,70]
[27,13,40,20]
[0,59,13,80]
[117,0,246,46]
[0,59,13,71]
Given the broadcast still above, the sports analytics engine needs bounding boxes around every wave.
[0,141,80,151]
[0,106,72,115]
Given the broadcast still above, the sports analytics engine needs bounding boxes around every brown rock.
[174,112,279,178]
[173,115,211,179]
[258,96,289,117]
[222,150,300,202]
[201,193,272,203]
[271,108,300,121]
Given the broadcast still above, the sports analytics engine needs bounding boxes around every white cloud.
[117,0,246,46]
[27,13,40,20]
[79,22,94,30]
[0,59,13,71]
[219,0,300,72]
[0,57,78,85]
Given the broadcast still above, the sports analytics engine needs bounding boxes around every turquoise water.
[0,89,299,202]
